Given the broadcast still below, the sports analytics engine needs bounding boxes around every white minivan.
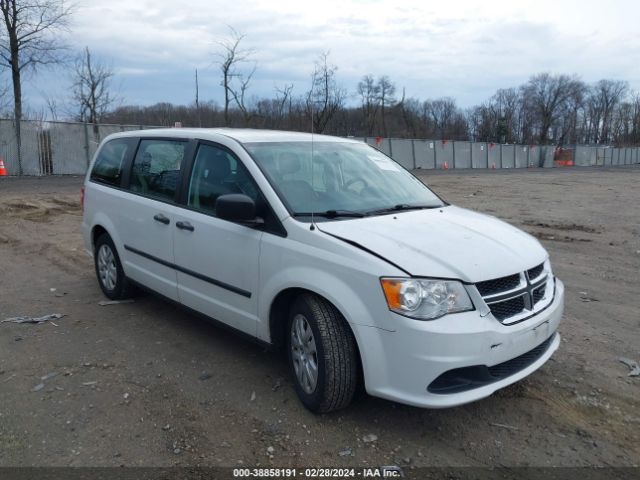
[82,128,564,413]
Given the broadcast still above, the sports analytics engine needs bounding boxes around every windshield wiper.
[293,210,367,218]
[366,204,441,216]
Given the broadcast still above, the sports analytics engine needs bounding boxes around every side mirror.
[216,194,264,226]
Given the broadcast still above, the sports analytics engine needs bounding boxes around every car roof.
[108,128,360,145]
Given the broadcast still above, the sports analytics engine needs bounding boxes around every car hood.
[317,205,547,282]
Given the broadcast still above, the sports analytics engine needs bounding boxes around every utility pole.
[195,68,202,127]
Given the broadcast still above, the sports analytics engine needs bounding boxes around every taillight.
[80,186,85,210]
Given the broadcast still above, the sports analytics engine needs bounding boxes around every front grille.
[476,274,520,296]
[428,333,557,394]
[533,284,546,304]
[527,263,544,280]
[490,295,525,321]
[475,264,553,324]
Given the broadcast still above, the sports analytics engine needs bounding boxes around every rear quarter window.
[90,138,130,186]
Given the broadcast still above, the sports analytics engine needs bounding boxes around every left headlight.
[380,278,474,320]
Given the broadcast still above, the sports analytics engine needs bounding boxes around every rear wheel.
[94,233,133,300]
[287,293,358,413]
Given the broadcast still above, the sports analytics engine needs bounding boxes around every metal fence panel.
[2,121,639,176]
[471,142,487,168]
[541,146,555,168]
[20,121,44,175]
[515,145,528,168]
[413,139,435,169]
[501,145,515,168]
[527,145,541,168]
[379,138,392,157]
[0,119,18,175]
[453,141,471,168]
[49,122,88,174]
[389,139,414,169]
[488,143,500,168]
[574,146,592,166]
[435,140,454,169]
[364,137,377,149]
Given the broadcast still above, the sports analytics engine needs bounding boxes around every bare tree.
[228,62,256,124]
[306,52,346,133]
[42,93,58,120]
[588,79,628,143]
[426,97,466,139]
[356,74,380,135]
[73,47,116,126]
[521,73,582,144]
[377,76,396,137]
[274,83,293,127]
[215,26,254,126]
[0,0,72,174]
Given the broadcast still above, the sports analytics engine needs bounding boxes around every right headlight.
[380,277,474,320]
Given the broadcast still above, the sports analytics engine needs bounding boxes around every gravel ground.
[0,168,639,470]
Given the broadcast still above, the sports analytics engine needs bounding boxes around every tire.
[94,233,133,300]
[287,293,358,413]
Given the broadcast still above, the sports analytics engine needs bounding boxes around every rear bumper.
[353,278,564,408]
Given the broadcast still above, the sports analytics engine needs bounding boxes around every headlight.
[380,278,474,320]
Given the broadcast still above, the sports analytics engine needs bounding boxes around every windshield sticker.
[367,155,400,171]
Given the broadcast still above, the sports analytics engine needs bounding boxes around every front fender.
[257,264,395,344]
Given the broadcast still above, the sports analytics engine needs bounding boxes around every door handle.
[153,213,170,225]
[176,221,195,232]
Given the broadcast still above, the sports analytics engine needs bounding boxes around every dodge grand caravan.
[82,128,564,413]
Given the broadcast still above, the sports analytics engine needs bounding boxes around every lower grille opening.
[427,334,556,394]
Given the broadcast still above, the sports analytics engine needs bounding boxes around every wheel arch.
[268,287,365,385]
[88,213,124,257]
[91,224,109,250]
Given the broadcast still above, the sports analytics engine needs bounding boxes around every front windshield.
[244,141,444,217]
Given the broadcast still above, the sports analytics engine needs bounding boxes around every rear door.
[118,138,191,300]
[172,142,263,335]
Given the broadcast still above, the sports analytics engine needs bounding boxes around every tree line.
[103,64,640,147]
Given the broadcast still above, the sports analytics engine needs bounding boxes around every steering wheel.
[344,177,368,192]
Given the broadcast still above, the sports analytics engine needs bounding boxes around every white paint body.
[82,128,564,408]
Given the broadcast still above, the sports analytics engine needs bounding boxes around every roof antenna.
[309,67,316,231]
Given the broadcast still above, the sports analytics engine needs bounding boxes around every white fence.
[0,119,638,176]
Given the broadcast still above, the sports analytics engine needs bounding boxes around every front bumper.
[353,278,564,408]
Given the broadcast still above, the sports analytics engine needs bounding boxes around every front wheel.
[94,233,133,300]
[287,293,358,413]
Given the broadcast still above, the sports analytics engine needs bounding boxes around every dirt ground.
[0,168,639,471]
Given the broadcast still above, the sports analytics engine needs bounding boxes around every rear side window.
[90,139,130,186]
[129,139,186,202]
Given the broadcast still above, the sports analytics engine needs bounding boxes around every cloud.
[22,0,640,110]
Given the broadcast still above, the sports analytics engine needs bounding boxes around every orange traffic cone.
[0,158,6,176]
[443,161,449,170]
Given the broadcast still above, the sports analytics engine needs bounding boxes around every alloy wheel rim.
[290,314,318,394]
[97,244,118,291]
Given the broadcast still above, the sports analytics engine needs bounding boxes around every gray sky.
[27,0,640,111]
